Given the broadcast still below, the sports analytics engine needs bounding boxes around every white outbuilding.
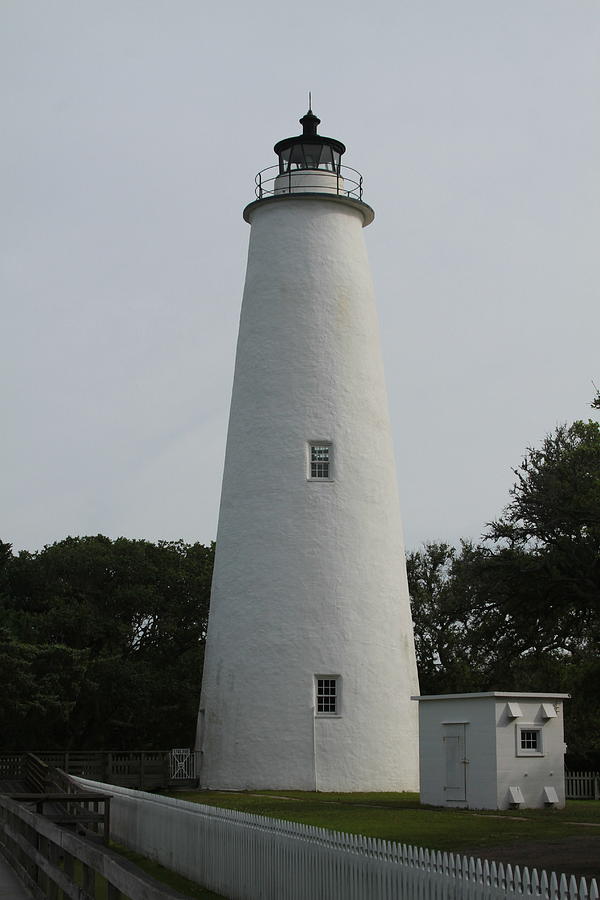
[414,691,569,809]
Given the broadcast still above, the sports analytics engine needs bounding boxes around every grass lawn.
[108,842,227,899]
[164,790,600,855]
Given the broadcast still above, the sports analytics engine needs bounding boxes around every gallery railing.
[255,164,364,201]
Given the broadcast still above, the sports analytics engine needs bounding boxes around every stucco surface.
[417,694,566,809]
[494,697,566,809]
[197,194,419,790]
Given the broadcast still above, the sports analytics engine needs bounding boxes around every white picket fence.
[74,777,598,900]
[566,771,600,800]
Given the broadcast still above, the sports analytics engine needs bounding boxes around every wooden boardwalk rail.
[0,756,193,899]
[0,792,191,899]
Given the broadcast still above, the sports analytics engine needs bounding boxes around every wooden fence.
[75,775,600,900]
[0,750,171,791]
[566,771,600,800]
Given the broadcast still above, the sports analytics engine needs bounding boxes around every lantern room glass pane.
[319,146,334,171]
[279,142,341,173]
[302,143,323,169]
[290,145,305,169]
[278,148,291,174]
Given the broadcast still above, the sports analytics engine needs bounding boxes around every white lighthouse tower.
[196,107,419,791]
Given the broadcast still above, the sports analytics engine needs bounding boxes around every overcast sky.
[2,1,599,555]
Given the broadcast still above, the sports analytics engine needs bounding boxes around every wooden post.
[81,861,94,897]
[36,833,45,895]
[104,796,111,845]
[63,849,74,882]
[47,841,59,900]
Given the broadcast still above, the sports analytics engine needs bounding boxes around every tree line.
[1,403,598,766]
[0,537,213,750]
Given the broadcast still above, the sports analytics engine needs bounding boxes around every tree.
[407,414,600,767]
[485,417,600,765]
[0,536,214,750]
[408,542,485,694]
[486,419,600,654]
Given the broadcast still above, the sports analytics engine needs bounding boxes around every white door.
[443,724,467,802]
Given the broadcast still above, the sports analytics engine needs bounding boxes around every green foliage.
[409,415,600,767]
[0,535,213,750]
[110,843,227,899]
[407,542,484,694]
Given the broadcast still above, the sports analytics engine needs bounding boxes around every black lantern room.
[274,108,346,175]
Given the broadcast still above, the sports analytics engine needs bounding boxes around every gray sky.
[2,1,599,554]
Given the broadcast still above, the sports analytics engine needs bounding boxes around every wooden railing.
[0,752,203,897]
[0,792,190,899]
[23,752,50,793]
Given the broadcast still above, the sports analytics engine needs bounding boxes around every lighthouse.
[196,107,419,791]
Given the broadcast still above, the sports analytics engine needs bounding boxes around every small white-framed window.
[315,676,340,716]
[516,724,544,757]
[308,442,332,480]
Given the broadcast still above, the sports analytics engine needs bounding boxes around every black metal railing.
[255,164,364,201]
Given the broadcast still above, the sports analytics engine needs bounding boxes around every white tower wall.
[197,174,419,791]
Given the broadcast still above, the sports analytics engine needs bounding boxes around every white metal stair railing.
[168,749,201,780]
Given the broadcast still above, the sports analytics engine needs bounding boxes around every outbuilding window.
[516,725,544,757]
[521,730,539,750]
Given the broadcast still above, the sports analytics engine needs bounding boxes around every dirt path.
[458,835,600,885]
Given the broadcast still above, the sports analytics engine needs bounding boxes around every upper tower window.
[309,443,332,480]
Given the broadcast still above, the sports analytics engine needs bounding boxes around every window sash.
[515,724,544,756]
[309,443,331,479]
[520,730,539,750]
[316,677,338,714]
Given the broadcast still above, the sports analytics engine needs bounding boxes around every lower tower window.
[316,676,340,715]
